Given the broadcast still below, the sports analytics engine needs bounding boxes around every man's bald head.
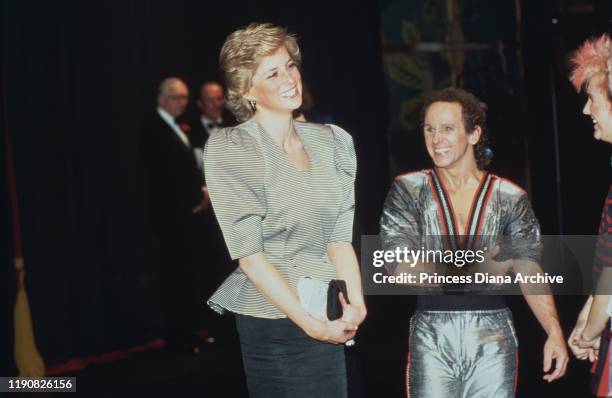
[197,81,225,120]
[157,77,189,118]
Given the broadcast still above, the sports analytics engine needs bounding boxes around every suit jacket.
[140,111,203,235]
[186,110,236,150]
[184,111,236,187]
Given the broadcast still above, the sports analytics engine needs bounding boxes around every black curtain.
[1,0,385,365]
[522,0,612,234]
[1,98,17,377]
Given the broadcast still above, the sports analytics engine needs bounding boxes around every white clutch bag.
[297,276,327,321]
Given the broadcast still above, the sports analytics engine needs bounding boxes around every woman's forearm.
[239,252,324,338]
[582,295,610,341]
[327,242,366,317]
[578,295,594,323]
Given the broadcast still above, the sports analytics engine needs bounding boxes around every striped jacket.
[203,118,356,318]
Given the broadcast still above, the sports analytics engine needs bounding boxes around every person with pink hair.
[567,33,612,397]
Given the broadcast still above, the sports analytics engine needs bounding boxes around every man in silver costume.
[380,88,568,397]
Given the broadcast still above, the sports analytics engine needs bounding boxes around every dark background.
[1,0,611,396]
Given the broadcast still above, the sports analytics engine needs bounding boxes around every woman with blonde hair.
[204,23,366,397]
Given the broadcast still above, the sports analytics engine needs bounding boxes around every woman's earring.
[248,99,257,113]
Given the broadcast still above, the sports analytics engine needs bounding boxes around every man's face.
[423,101,480,169]
[158,81,189,118]
[583,76,612,144]
[198,83,225,120]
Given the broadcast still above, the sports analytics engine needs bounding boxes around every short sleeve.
[503,191,542,264]
[204,128,266,260]
[379,178,422,274]
[327,124,357,243]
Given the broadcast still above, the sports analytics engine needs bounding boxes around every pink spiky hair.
[569,34,612,93]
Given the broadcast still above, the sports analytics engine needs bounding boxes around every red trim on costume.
[406,332,412,398]
[465,173,487,230]
[591,330,612,397]
[431,169,491,250]
[472,175,496,249]
[514,349,519,395]
[433,168,461,239]
[428,172,451,250]
[596,341,611,397]
[475,175,495,234]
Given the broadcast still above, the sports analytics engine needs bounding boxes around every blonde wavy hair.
[220,23,301,122]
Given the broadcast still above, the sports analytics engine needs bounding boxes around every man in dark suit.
[141,77,207,353]
[186,81,236,342]
[189,81,234,151]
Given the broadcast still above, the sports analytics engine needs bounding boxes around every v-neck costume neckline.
[252,119,312,173]
[429,168,495,251]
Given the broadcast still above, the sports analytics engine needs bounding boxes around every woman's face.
[247,46,302,116]
[583,75,612,144]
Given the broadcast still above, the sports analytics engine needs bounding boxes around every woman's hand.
[339,292,366,326]
[306,317,357,344]
[568,297,596,361]
[577,334,601,350]
[589,347,599,362]
[576,333,601,362]
[568,320,594,360]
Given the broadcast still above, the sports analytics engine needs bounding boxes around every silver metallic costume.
[380,169,541,397]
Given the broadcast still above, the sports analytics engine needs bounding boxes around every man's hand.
[192,186,210,213]
[543,329,569,382]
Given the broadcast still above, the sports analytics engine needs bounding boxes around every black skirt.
[235,314,347,398]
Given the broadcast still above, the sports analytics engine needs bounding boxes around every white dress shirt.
[200,115,223,137]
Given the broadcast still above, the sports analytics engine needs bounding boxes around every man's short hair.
[200,81,223,97]
[421,87,491,170]
[158,77,185,95]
